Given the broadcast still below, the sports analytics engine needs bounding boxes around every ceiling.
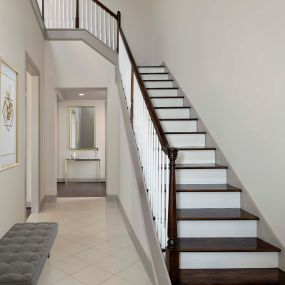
[57,88,107,101]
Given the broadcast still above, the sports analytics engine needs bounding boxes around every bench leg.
[48,253,50,259]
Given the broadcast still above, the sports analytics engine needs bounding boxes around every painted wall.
[0,0,45,236]
[151,0,285,267]
[45,41,119,196]
[57,100,106,180]
[101,0,152,65]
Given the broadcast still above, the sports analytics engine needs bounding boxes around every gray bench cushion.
[0,223,58,285]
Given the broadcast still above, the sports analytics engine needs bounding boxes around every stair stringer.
[116,67,172,285]
[162,62,285,270]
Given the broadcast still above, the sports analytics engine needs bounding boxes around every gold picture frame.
[0,58,19,171]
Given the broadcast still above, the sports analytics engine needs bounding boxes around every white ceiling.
[57,88,107,101]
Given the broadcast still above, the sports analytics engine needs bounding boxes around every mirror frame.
[69,106,96,150]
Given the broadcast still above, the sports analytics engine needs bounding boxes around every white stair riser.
[144,81,174,88]
[167,134,205,147]
[177,192,240,209]
[178,220,256,238]
[139,67,166,73]
[177,150,216,164]
[176,169,227,184]
[148,89,178,97]
[151,98,184,107]
[142,74,169,80]
[180,252,278,269]
[156,109,191,119]
[161,121,197,132]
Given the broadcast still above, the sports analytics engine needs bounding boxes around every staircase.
[138,66,285,284]
[34,1,285,284]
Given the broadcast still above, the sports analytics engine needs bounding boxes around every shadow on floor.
[57,182,106,197]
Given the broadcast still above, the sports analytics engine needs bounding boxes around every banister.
[91,0,118,19]
[118,26,171,154]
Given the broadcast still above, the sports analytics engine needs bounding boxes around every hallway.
[27,198,152,285]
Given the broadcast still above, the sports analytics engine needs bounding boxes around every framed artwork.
[0,59,18,171]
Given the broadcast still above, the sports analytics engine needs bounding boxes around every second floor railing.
[38,0,119,51]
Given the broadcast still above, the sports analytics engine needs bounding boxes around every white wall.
[151,0,285,266]
[45,41,119,196]
[0,0,45,236]
[57,100,106,180]
[101,0,152,65]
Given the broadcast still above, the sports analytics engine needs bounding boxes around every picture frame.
[0,58,19,171]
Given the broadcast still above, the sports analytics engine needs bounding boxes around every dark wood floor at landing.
[57,182,106,197]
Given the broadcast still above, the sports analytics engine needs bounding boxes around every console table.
[64,158,101,183]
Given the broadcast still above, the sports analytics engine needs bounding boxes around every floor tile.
[37,263,67,285]
[93,255,132,274]
[101,276,134,285]
[49,248,70,264]
[61,241,88,255]
[76,235,105,247]
[53,256,89,274]
[75,247,109,264]
[112,246,139,263]
[52,276,85,285]
[72,265,112,285]
[117,262,151,285]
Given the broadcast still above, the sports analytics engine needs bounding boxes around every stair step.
[144,79,174,88]
[176,184,241,192]
[139,66,165,73]
[176,163,227,169]
[177,238,280,252]
[147,88,179,97]
[150,96,184,107]
[155,106,191,119]
[161,119,198,133]
[178,209,259,239]
[178,268,285,285]
[166,132,206,148]
[141,73,169,80]
[179,238,279,269]
[177,208,259,221]
[177,191,240,210]
[176,148,216,164]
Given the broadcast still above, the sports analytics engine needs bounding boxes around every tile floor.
[27,197,152,285]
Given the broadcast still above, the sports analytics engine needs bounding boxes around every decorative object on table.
[0,59,18,171]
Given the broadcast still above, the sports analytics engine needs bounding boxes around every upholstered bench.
[0,223,58,285]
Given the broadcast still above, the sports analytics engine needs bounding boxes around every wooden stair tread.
[138,65,164,68]
[175,163,227,169]
[140,72,169,75]
[177,147,216,150]
[150,96,184,99]
[160,118,198,121]
[177,208,259,221]
[147,87,178,90]
[143,79,173,82]
[165,131,206,134]
[176,184,241,192]
[178,269,285,285]
[154,106,190,109]
[177,238,281,252]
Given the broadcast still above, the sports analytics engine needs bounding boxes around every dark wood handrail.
[92,0,118,19]
[118,27,171,153]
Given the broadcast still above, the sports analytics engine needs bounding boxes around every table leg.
[65,160,68,184]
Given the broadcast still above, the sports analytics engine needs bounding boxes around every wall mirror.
[70,106,95,150]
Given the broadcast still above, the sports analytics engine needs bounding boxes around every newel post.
[166,148,179,284]
[75,0,79,28]
[117,11,121,53]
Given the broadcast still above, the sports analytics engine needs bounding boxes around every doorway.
[56,88,107,197]
[25,55,40,216]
